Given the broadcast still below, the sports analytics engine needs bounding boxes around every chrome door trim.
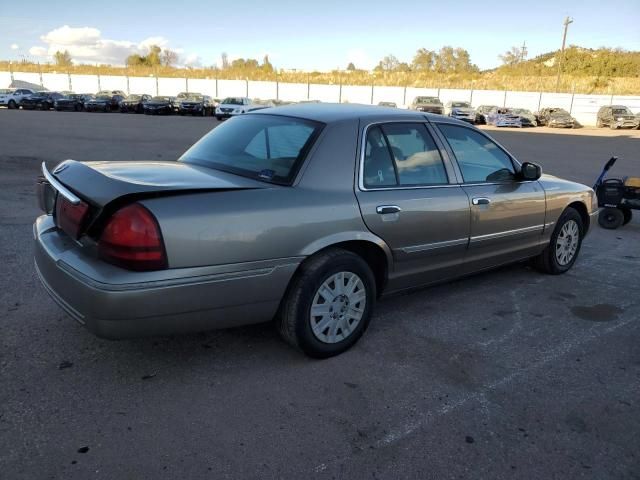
[41,162,81,205]
[401,237,469,254]
[470,224,544,243]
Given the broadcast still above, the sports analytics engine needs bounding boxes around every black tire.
[621,208,633,226]
[532,207,584,275]
[610,122,618,130]
[596,118,603,128]
[599,208,624,229]
[277,248,376,358]
[216,115,222,121]
[8,99,17,109]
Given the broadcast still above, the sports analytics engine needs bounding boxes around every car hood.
[51,159,268,207]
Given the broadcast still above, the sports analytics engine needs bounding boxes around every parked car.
[409,96,443,114]
[179,95,215,116]
[85,94,125,112]
[510,108,538,127]
[596,105,639,129]
[486,107,522,127]
[444,101,475,123]
[475,105,499,125]
[215,97,260,120]
[34,104,598,358]
[120,94,152,113]
[19,91,64,110]
[173,91,195,112]
[54,93,92,112]
[377,101,397,108]
[0,88,37,109]
[536,108,577,128]
[143,96,175,115]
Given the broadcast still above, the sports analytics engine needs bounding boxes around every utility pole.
[555,16,573,92]
[520,41,528,62]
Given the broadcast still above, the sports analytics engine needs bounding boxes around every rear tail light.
[98,203,167,271]
[56,197,89,239]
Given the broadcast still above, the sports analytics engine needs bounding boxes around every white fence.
[2,70,639,126]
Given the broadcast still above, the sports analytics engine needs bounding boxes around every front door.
[355,122,471,291]
[435,123,546,272]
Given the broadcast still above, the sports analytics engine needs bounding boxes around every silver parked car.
[35,104,598,357]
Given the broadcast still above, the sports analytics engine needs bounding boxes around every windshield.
[415,97,440,104]
[186,95,203,101]
[63,94,80,99]
[451,102,470,108]
[612,107,632,115]
[95,95,111,100]
[180,114,323,185]
[511,108,531,115]
[151,96,171,102]
[176,92,190,99]
[126,94,142,101]
[549,109,569,116]
[222,97,244,105]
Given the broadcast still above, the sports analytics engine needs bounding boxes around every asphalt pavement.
[1,110,639,480]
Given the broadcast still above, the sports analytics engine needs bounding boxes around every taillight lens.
[56,197,89,239]
[98,203,167,271]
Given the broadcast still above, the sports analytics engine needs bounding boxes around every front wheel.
[598,208,624,229]
[277,249,376,358]
[8,100,17,109]
[532,207,584,274]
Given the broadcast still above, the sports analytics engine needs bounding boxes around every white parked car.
[0,88,36,109]
[444,101,476,124]
[215,97,264,120]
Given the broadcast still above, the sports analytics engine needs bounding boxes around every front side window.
[438,124,515,183]
[362,123,448,188]
[180,114,322,185]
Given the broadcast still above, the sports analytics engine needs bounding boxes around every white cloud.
[27,25,196,66]
[345,49,374,70]
[183,53,202,68]
[10,43,19,50]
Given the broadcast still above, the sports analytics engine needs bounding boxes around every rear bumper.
[34,215,300,339]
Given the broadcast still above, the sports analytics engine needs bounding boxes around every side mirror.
[521,162,542,181]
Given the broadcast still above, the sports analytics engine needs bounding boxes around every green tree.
[54,50,72,67]
[346,62,356,71]
[499,46,522,66]
[412,48,435,71]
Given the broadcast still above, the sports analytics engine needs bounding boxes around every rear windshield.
[180,114,323,185]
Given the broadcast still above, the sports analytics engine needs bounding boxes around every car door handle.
[376,205,402,214]
[472,197,491,205]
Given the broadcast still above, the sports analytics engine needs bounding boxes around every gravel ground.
[1,110,639,480]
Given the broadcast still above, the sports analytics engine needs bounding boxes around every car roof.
[251,103,448,123]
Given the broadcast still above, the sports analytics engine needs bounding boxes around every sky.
[1,0,639,71]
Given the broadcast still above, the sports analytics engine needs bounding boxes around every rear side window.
[362,123,448,188]
[180,114,322,184]
[437,124,515,183]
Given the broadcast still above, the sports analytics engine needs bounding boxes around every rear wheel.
[596,118,603,128]
[532,207,584,274]
[8,99,17,109]
[599,208,624,229]
[277,249,376,358]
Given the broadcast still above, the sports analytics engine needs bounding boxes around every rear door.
[434,122,546,272]
[355,121,471,291]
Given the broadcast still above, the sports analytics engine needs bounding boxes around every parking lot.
[1,110,639,479]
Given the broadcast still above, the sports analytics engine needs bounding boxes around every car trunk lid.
[46,159,267,208]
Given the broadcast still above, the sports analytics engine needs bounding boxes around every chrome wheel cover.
[555,220,579,266]
[310,272,366,344]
